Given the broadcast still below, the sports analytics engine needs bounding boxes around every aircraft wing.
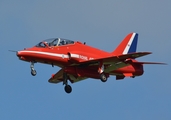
[103,52,151,63]
[48,68,87,84]
[48,52,162,84]
[48,69,63,84]
[80,52,152,65]
[67,52,152,73]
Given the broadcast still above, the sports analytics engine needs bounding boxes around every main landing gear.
[30,62,37,76]
[63,73,72,94]
[100,73,107,82]
[62,72,107,94]
[98,61,108,82]
[64,85,72,94]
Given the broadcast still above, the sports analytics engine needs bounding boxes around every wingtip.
[160,63,167,65]
[144,52,152,54]
[133,61,167,65]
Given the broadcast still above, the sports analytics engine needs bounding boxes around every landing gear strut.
[30,62,37,76]
[63,73,72,93]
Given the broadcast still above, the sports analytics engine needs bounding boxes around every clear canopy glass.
[35,38,75,47]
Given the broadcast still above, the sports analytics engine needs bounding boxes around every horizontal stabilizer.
[132,61,167,65]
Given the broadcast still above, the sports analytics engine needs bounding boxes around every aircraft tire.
[64,85,72,93]
[100,73,107,82]
[31,70,37,76]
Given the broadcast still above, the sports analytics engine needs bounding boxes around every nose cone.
[16,50,26,61]
[16,51,22,59]
[16,51,21,57]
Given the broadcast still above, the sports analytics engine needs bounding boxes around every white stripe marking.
[70,53,79,58]
[123,33,136,54]
[20,51,69,58]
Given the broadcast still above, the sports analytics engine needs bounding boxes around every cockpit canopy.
[35,38,75,47]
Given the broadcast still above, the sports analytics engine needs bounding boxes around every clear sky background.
[0,0,171,120]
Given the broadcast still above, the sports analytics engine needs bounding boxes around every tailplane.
[112,33,138,55]
[131,61,167,65]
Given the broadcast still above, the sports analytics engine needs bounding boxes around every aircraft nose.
[16,51,25,59]
[16,51,21,57]
[16,50,26,60]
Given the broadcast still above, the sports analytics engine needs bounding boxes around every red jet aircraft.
[16,33,165,93]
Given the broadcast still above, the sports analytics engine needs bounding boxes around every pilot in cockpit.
[61,40,66,45]
[59,40,66,46]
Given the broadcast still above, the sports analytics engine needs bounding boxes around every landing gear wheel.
[100,73,107,82]
[64,85,72,94]
[31,70,37,76]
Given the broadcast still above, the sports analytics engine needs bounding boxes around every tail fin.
[112,33,138,55]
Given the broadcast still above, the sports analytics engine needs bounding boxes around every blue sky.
[1,0,171,120]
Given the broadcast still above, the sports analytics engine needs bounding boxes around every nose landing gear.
[30,62,37,76]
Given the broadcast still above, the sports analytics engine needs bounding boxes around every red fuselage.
[17,41,144,80]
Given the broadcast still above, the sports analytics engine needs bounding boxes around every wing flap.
[104,62,129,73]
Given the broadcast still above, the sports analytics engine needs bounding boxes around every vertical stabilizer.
[112,33,138,55]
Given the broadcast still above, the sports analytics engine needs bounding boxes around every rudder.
[112,33,138,55]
